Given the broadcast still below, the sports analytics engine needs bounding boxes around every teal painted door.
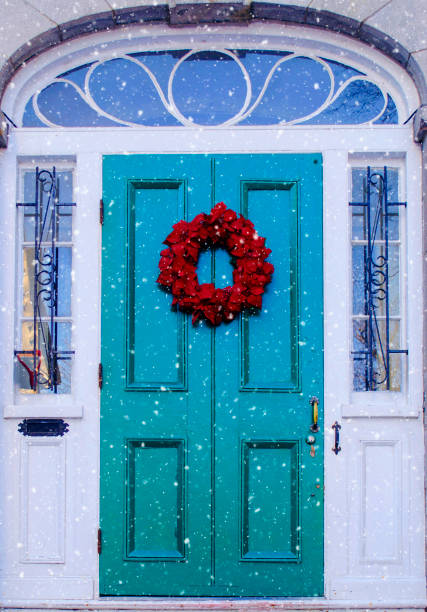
[100,154,323,597]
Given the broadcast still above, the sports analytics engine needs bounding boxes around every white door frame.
[0,125,424,607]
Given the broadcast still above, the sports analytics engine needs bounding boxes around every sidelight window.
[350,162,407,391]
[14,164,75,394]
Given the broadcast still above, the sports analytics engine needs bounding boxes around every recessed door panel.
[126,439,185,560]
[127,180,187,390]
[241,440,299,561]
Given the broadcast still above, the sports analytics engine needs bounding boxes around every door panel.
[212,156,323,594]
[101,156,213,594]
[100,154,323,597]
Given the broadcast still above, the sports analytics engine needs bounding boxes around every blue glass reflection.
[60,63,92,89]
[89,57,180,126]
[36,82,118,127]
[374,95,398,124]
[22,101,46,127]
[235,50,293,102]
[172,51,248,125]
[305,79,386,124]
[130,50,187,95]
[323,58,363,95]
[242,56,331,125]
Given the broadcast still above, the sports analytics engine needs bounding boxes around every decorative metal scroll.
[15,167,75,393]
[22,49,398,128]
[350,166,407,390]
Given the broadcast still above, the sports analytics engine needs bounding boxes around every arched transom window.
[19,43,404,129]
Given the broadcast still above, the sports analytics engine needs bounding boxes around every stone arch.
[0,2,426,110]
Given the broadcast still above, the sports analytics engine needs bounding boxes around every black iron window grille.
[15,167,75,394]
[350,165,408,391]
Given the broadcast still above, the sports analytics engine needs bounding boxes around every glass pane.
[17,321,72,394]
[23,170,36,203]
[22,247,35,317]
[56,208,73,242]
[386,167,399,202]
[89,56,180,126]
[307,79,386,125]
[352,318,369,391]
[351,167,400,241]
[23,170,73,242]
[22,247,72,317]
[57,247,72,316]
[351,204,367,241]
[352,244,400,317]
[352,318,401,391]
[352,245,367,315]
[242,55,331,125]
[172,51,248,126]
[373,94,398,124]
[388,246,400,316]
[35,81,119,127]
[56,171,73,202]
[23,211,36,242]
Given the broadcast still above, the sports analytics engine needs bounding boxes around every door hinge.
[100,199,104,225]
[98,528,102,555]
[98,363,103,390]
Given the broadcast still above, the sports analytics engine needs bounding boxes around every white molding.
[20,437,66,563]
[0,596,426,610]
[341,403,419,418]
[4,404,84,418]
[323,149,350,593]
[329,578,426,601]
[9,126,416,155]
[404,145,424,411]
[343,423,425,580]
[0,577,93,600]
[360,440,402,564]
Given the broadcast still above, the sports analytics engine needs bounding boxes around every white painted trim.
[4,404,84,418]
[341,403,419,418]
[322,149,349,596]
[1,596,426,610]
[329,578,427,601]
[9,126,417,154]
[20,438,66,563]
[0,578,93,601]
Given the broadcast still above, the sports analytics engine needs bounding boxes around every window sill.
[3,403,83,418]
[341,402,419,418]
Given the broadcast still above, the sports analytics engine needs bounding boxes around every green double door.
[100,154,323,597]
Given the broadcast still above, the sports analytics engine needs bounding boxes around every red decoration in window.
[157,202,274,326]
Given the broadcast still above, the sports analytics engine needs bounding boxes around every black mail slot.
[18,419,69,437]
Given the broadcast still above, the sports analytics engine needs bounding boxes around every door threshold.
[2,598,427,610]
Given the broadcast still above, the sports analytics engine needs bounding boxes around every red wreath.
[157,202,274,326]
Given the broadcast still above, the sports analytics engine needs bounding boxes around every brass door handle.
[309,396,319,433]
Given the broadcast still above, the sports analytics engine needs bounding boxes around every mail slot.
[18,419,69,437]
